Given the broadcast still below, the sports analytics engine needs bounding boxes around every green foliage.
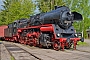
[11,56,15,60]
[0,0,35,25]
[37,0,65,12]
[77,41,88,46]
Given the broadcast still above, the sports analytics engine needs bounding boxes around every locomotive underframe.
[4,24,83,51]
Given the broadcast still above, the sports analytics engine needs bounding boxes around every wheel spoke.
[53,40,60,51]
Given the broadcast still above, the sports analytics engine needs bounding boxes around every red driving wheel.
[33,39,37,47]
[53,40,60,51]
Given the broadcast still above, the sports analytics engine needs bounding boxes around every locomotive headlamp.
[69,11,71,14]
[75,33,78,37]
[56,33,60,37]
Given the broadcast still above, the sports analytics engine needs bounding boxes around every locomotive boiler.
[29,6,82,29]
[3,6,84,51]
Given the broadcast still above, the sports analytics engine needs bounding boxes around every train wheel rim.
[65,43,72,49]
[33,40,37,47]
[53,40,60,51]
[24,40,27,45]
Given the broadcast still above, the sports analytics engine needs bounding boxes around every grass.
[0,40,2,44]
[11,56,15,60]
[77,41,88,46]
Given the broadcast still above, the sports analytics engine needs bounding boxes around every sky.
[0,0,39,14]
[0,0,3,9]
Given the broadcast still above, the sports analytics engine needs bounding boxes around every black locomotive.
[3,6,84,51]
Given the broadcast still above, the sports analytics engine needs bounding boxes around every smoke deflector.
[72,12,83,21]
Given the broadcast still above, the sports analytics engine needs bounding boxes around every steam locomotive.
[2,6,84,51]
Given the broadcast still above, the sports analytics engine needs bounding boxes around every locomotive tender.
[3,6,84,51]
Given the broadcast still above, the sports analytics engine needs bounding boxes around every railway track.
[64,49,90,59]
[2,41,58,60]
[15,42,90,60]
[76,49,90,58]
[2,41,90,60]
[76,49,90,53]
[0,41,11,60]
[13,42,58,60]
[19,44,59,60]
[3,41,42,60]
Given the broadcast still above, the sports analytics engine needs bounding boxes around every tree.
[37,0,65,12]
[0,0,36,25]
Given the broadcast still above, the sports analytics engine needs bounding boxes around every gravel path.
[77,39,90,52]
[0,39,90,60]
[14,40,90,60]
[0,42,11,60]
[3,41,39,60]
